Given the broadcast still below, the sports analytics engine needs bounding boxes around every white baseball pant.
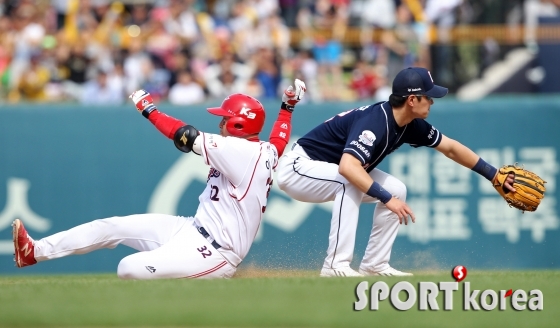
[277,144,407,272]
[33,214,236,279]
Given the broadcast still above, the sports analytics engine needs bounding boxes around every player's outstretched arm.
[129,89,200,154]
[435,135,515,191]
[269,79,306,156]
[435,135,546,211]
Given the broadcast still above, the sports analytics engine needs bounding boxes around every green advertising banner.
[1,96,558,274]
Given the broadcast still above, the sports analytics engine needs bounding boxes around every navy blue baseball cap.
[392,67,448,98]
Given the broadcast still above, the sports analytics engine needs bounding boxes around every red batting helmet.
[207,94,266,137]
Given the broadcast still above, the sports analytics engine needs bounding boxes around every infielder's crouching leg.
[359,171,413,276]
[277,151,341,203]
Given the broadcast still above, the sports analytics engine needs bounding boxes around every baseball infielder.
[277,67,515,277]
[12,80,307,279]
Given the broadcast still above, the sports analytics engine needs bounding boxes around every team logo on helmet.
[207,94,265,137]
[359,130,376,146]
[240,106,256,119]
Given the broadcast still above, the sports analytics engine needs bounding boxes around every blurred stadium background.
[2,0,560,104]
[1,0,560,276]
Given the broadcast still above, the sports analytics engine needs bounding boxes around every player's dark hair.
[389,94,406,107]
[389,94,423,108]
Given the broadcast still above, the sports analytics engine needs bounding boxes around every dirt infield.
[233,266,317,278]
[233,266,447,278]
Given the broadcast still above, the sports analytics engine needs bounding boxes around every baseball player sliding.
[12,80,307,279]
[277,67,515,277]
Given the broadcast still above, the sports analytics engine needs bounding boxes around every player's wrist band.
[281,102,294,112]
[367,181,392,204]
[142,105,157,119]
[472,157,497,181]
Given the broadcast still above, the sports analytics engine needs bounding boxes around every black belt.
[197,226,221,249]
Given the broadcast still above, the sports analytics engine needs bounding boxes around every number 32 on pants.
[197,246,212,258]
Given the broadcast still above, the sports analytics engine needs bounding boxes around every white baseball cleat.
[320,267,364,277]
[359,266,413,276]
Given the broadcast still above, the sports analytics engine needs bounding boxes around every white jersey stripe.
[202,133,210,164]
[428,130,441,147]
[373,103,391,166]
[237,145,264,201]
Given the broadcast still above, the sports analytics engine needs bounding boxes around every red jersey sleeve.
[147,110,186,139]
[269,109,292,156]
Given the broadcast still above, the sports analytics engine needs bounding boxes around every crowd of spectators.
[0,0,549,105]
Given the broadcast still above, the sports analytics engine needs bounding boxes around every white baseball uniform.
[33,132,277,279]
[277,144,406,272]
[277,101,442,273]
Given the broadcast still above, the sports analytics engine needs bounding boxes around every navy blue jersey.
[297,102,442,172]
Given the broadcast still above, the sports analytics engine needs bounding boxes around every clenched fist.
[129,89,157,118]
[281,79,306,112]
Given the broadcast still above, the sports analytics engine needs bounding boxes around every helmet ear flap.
[225,116,247,137]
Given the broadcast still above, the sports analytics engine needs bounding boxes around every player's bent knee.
[276,164,290,190]
[277,175,288,191]
[117,257,139,280]
[388,179,407,201]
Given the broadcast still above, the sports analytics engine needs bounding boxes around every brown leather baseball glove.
[492,164,546,212]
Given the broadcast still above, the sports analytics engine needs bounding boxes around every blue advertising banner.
[1,96,559,274]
